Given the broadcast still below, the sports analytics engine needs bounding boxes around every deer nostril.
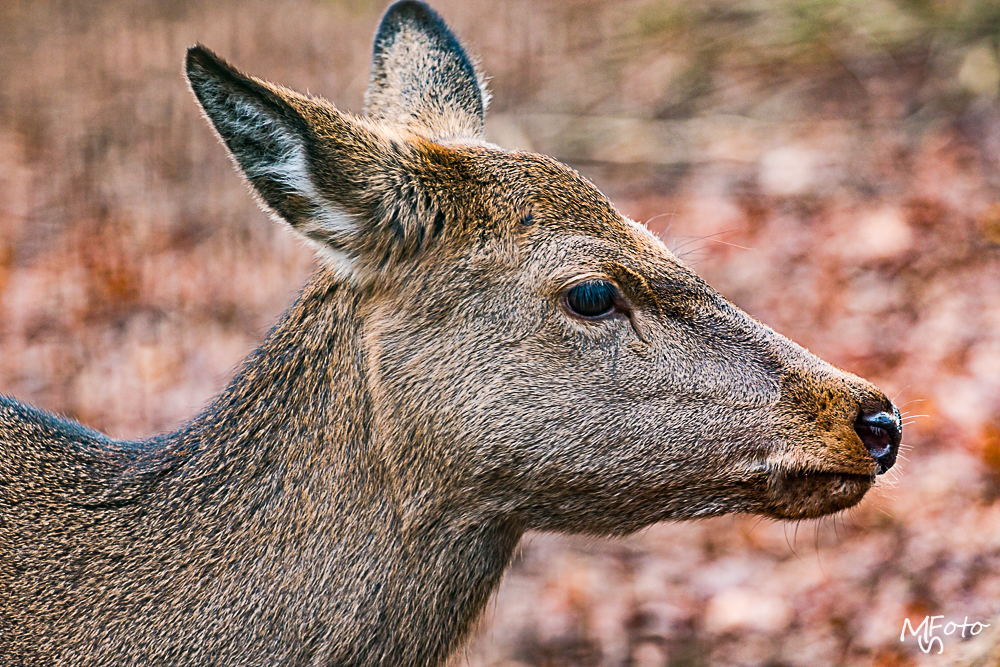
[854,410,901,475]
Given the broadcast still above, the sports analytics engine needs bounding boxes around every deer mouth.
[765,468,875,519]
[786,469,875,483]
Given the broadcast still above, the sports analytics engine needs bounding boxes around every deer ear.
[185,46,345,237]
[186,45,451,281]
[365,0,488,140]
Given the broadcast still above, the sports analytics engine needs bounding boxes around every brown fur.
[0,2,901,665]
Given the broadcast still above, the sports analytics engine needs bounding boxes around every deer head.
[185,0,901,539]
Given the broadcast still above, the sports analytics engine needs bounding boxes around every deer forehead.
[440,149,685,264]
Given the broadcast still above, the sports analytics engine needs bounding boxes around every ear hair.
[186,45,363,279]
[186,44,458,283]
[365,1,489,140]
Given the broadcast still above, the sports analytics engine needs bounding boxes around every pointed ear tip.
[184,44,231,83]
[384,0,436,18]
[379,0,446,34]
[185,44,210,69]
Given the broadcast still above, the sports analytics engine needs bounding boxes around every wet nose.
[854,409,901,474]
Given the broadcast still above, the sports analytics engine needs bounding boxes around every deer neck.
[159,267,520,666]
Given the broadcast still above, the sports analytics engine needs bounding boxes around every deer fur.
[0,2,902,666]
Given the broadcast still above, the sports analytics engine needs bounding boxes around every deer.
[0,2,903,666]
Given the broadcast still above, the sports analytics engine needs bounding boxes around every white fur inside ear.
[221,96,362,277]
[308,242,358,283]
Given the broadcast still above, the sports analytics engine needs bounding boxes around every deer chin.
[763,467,876,520]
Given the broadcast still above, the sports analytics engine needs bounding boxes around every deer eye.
[565,280,618,318]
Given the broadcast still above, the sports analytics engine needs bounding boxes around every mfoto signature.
[901,616,991,654]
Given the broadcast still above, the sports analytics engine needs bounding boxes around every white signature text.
[900,616,991,654]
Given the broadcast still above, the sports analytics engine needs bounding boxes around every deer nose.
[854,409,901,474]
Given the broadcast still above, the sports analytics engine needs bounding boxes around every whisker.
[677,247,712,260]
[784,523,804,563]
[646,210,677,229]
[668,229,754,254]
[747,515,767,537]
[813,522,826,574]
[666,229,744,250]
[846,506,862,532]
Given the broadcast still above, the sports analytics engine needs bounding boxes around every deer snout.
[854,408,901,474]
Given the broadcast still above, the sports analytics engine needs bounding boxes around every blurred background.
[2,0,1000,665]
